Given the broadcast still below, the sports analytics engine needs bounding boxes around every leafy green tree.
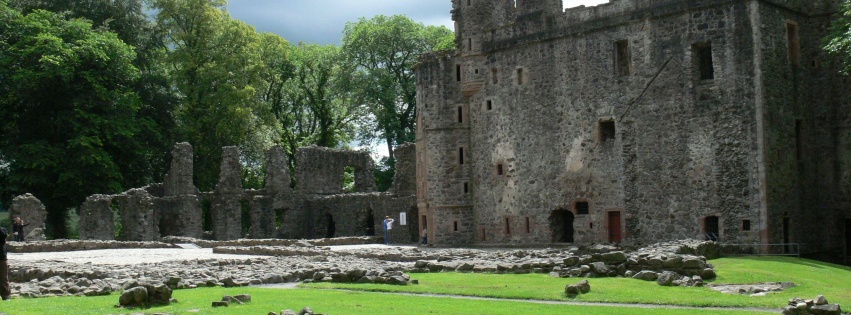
[151,0,277,191]
[0,2,144,237]
[269,43,364,173]
[342,15,454,160]
[825,0,851,74]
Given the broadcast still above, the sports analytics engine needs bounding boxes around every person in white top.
[383,216,395,244]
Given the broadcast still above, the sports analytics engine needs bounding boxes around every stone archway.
[549,209,574,243]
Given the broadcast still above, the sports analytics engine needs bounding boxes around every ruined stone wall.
[158,143,202,239]
[295,146,377,195]
[9,194,47,241]
[114,189,159,241]
[418,0,848,248]
[303,193,417,242]
[79,195,115,240]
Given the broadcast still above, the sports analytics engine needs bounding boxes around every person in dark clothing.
[0,226,10,300]
[12,216,27,242]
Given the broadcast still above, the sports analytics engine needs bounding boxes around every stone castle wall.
[416,0,851,257]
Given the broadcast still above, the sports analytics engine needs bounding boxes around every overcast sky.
[225,0,610,45]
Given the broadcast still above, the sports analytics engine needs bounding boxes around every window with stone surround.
[787,21,800,66]
[693,42,714,81]
[458,106,464,123]
[459,147,465,165]
[456,64,462,82]
[496,163,504,176]
[742,220,751,231]
[614,39,630,76]
[486,99,493,111]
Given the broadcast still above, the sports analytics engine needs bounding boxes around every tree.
[271,43,364,174]
[0,2,144,237]
[342,15,454,160]
[825,0,851,74]
[151,0,278,191]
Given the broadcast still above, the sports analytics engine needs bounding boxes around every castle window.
[787,22,800,66]
[467,0,472,6]
[492,68,499,84]
[505,217,511,234]
[525,217,531,233]
[516,68,524,85]
[742,220,751,231]
[614,39,630,76]
[693,42,714,81]
[458,106,464,123]
[456,64,462,82]
[486,100,493,111]
[468,38,473,51]
[576,201,589,215]
[459,147,465,165]
[463,182,469,194]
[599,120,616,143]
[454,221,459,232]
[496,163,504,176]
[704,216,720,241]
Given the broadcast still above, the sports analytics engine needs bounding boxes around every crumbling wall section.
[78,195,115,240]
[9,193,48,241]
[304,193,417,242]
[296,146,377,195]
[114,189,158,241]
[210,146,245,240]
[158,142,202,238]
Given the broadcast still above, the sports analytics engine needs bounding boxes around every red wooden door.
[608,211,622,243]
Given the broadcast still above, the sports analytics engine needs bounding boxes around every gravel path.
[8,248,266,265]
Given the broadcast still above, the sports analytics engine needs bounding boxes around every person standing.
[383,216,395,245]
[0,226,10,300]
[421,228,428,245]
[12,216,27,242]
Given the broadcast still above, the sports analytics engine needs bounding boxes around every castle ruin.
[415,0,851,262]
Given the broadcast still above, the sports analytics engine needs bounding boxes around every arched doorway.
[316,211,336,238]
[549,209,574,243]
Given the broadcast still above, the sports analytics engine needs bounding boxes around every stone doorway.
[362,208,375,236]
[549,209,574,243]
[704,216,719,241]
[608,211,622,243]
[316,212,336,238]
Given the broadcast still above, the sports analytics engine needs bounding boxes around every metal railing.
[719,243,800,257]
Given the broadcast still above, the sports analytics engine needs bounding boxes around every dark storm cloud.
[225,0,454,45]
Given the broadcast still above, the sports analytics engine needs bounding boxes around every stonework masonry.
[415,0,851,263]
[74,143,418,244]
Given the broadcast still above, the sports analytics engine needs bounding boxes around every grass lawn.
[303,256,851,309]
[0,256,847,314]
[1,286,772,315]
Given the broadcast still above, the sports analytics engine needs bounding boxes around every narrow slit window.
[467,38,472,51]
[525,217,530,233]
[599,120,616,143]
[614,39,630,76]
[505,217,511,234]
[456,64,462,82]
[742,220,751,231]
[458,106,464,123]
[482,228,486,241]
[787,22,800,66]
[454,221,459,232]
[496,164,504,176]
[693,43,714,81]
[576,201,589,215]
[459,147,465,165]
[516,68,524,85]
[486,100,493,111]
[492,68,499,84]
[463,182,469,194]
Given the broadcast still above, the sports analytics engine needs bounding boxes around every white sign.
[399,212,407,225]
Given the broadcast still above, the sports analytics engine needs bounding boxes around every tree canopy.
[825,0,851,74]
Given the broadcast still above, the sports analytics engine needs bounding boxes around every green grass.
[1,286,770,315]
[302,256,851,309]
[2,256,848,314]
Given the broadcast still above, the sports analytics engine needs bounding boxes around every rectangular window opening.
[454,221,459,232]
[615,39,630,76]
[456,64,462,82]
[505,217,511,234]
[694,43,714,81]
[486,100,493,111]
[787,22,800,66]
[742,220,751,231]
[795,119,802,161]
[496,164,504,176]
[467,38,473,51]
[516,68,524,85]
[482,228,486,241]
[525,217,530,234]
[459,147,465,165]
[463,182,469,194]
[599,120,616,143]
[576,201,589,215]
[458,106,464,123]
